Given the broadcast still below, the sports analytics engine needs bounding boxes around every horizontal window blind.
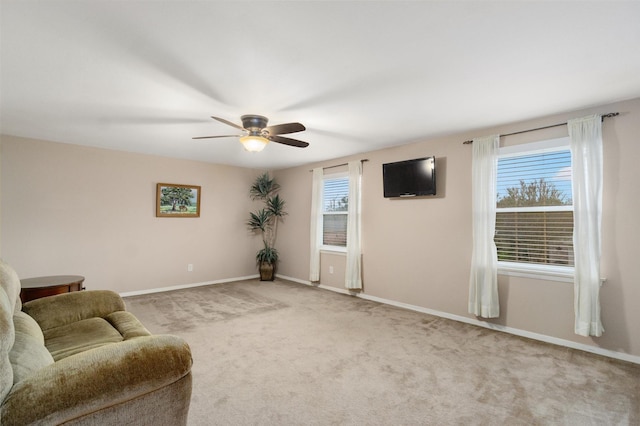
[323,215,347,246]
[323,177,348,247]
[496,210,574,266]
[496,147,574,267]
[323,178,349,212]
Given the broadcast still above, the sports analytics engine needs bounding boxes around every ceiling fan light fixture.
[195,115,308,149]
[239,135,269,152]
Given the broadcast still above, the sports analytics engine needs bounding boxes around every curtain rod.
[309,159,369,172]
[462,112,619,145]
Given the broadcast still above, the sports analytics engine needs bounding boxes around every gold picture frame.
[156,183,201,217]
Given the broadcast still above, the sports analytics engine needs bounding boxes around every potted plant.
[247,172,286,281]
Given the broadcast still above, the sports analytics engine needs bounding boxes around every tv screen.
[383,157,436,198]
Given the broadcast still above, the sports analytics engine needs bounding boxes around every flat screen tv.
[382,156,436,198]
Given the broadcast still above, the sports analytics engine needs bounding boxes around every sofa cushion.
[13,311,45,343]
[44,317,124,361]
[0,259,21,315]
[1,335,192,426]
[23,290,125,331]
[10,311,53,383]
[1,259,25,399]
[0,286,15,403]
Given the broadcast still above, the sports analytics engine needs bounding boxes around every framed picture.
[156,183,201,217]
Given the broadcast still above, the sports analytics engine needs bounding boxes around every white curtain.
[468,135,500,318]
[345,161,363,290]
[569,114,604,337]
[309,168,323,282]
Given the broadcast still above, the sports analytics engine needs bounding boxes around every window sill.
[320,246,347,255]
[497,262,574,283]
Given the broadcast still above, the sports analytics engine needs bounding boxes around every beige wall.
[1,98,638,358]
[274,97,640,358]
[0,135,262,293]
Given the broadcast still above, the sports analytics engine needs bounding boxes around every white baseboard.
[277,275,640,365]
[276,275,312,286]
[119,273,640,365]
[119,274,259,298]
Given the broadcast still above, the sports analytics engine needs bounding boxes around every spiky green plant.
[249,172,280,201]
[256,242,279,266]
[248,173,287,269]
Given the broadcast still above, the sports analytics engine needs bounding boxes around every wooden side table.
[20,275,86,303]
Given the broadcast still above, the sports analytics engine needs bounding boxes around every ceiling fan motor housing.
[241,115,269,132]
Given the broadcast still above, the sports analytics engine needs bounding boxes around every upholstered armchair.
[0,259,192,425]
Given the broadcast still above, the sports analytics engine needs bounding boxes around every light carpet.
[124,279,640,425]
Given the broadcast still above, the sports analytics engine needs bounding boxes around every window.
[495,138,574,277]
[322,174,349,248]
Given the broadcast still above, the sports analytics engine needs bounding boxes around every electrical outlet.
[187,264,193,272]
[329,266,334,274]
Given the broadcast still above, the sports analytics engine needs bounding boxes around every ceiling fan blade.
[192,135,242,140]
[265,122,306,136]
[268,135,309,148]
[211,116,246,131]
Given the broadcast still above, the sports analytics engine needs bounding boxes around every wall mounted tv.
[382,156,436,198]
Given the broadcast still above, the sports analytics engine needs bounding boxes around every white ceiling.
[2,1,640,170]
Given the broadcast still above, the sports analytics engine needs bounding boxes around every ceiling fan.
[193,115,309,152]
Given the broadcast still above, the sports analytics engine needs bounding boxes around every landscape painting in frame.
[156,183,201,217]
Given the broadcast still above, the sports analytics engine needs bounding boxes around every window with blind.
[495,138,574,270]
[322,174,349,248]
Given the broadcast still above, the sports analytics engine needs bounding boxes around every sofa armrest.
[0,335,192,426]
[22,290,126,331]
[106,310,152,339]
